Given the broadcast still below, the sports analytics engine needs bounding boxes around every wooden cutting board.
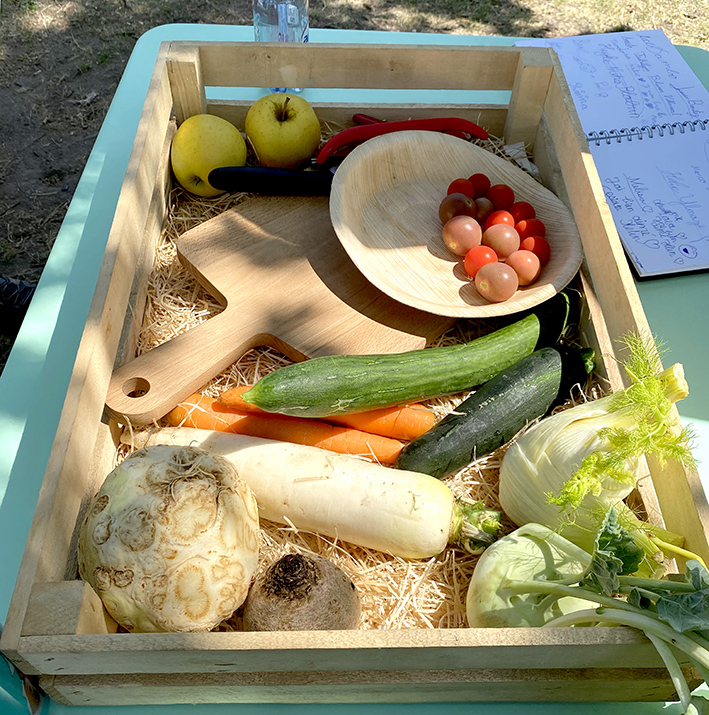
[105,195,454,425]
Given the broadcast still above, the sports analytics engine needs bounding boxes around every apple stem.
[278,96,291,122]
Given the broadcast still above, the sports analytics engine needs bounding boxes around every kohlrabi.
[466,508,709,715]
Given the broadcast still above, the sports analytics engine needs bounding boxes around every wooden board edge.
[39,666,688,706]
[12,625,662,677]
[194,42,524,91]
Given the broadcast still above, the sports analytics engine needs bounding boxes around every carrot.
[218,386,437,441]
[165,393,404,465]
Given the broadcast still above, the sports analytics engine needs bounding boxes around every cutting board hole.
[121,377,150,399]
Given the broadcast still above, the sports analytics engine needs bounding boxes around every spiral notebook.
[517,30,709,278]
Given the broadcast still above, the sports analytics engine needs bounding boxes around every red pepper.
[352,113,470,141]
[352,113,384,125]
[316,117,489,165]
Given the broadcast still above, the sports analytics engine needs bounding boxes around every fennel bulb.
[78,445,260,633]
[499,335,695,567]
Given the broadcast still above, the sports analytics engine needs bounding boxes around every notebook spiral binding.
[586,119,709,145]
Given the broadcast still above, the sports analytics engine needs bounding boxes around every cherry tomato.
[447,178,477,199]
[474,196,494,223]
[484,210,515,231]
[475,262,519,303]
[515,218,547,239]
[439,193,477,223]
[482,224,520,259]
[509,201,536,223]
[486,183,515,211]
[520,236,551,265]
[442,215,483,256]
[506,250,541,285]
[464,245,497,278]
[468,172,491,198]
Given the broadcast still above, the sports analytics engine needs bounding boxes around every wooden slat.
[503,47,554,150]
[14,626,664,676]
[207,101,510,140]
[190,41,522,91]
[646,454,709,563]
[40,666,688,707]
[22,582,117,637]
[541,65,650,367]
[110,116,176,374]
[166,44,206,125]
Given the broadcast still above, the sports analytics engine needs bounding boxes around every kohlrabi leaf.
[596,507,645,575]
[687,559,709,591]
[580,507,644,596]
[655,560,709,633]
[627,588,657,611]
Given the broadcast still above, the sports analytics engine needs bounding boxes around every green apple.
[170,114,247,198]
[245,94,322,169]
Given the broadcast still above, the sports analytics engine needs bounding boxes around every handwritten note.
[517,30,709,136]
[517,30,709,277]
[590,128,709,276]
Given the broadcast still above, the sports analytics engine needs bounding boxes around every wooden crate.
[2,40,708,707]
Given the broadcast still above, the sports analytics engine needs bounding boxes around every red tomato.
[520,236,551,265]
[515,218,547,239]
[447,178,477,199]
[509,201,536,223]
[468,173,491,198]
[506,250,541,285]
[484,210,515,231]
[486,184,515,211]
[464,245,497,279]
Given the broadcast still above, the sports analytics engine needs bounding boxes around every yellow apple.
[244,94,322,169]
[170,114,247,197]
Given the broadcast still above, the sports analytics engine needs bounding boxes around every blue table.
[1,24,707,715]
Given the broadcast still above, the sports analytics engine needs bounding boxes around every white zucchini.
[126,427,500,559]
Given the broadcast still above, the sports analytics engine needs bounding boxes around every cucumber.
[241,292,574,418]
[394,345,595,479]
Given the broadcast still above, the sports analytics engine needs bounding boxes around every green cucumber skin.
[394,346,593,479]
[241,294,572,418]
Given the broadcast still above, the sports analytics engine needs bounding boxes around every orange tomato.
[484,210,515,231]
[464,245,497,278]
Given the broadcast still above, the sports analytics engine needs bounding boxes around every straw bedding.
[119,132,600,632]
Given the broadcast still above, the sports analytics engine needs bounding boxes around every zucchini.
[394,345,595,479]
[241,292,574,418]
